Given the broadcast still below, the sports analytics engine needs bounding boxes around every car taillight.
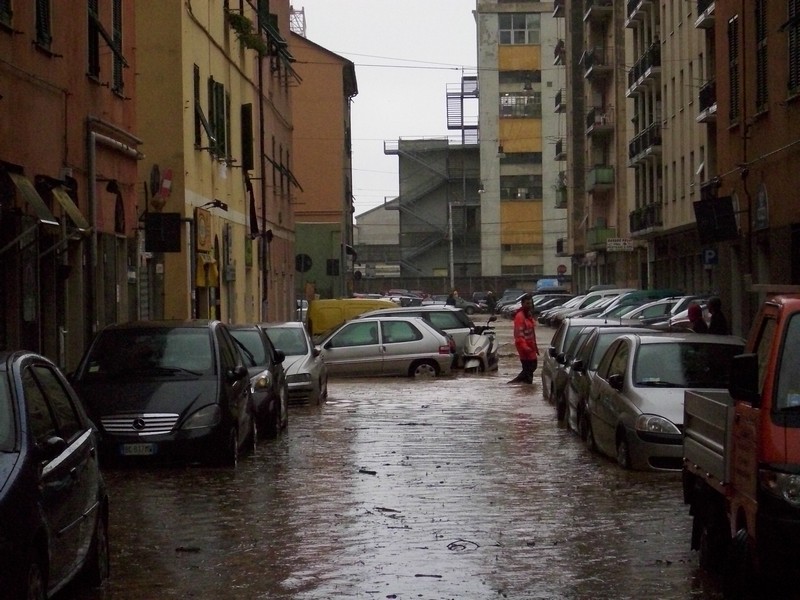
[439,345,451,355]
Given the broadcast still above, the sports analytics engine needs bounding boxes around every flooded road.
[71,319,723,600]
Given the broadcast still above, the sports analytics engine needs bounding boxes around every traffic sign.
[295,253,312,273]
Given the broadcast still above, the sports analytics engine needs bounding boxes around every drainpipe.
[86,117,143,334]
[256,18,268,321]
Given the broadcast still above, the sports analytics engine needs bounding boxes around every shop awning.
[7,172,59,227]
[51,185,90,232]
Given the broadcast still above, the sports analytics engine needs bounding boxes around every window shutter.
[790,0,800,91]
[241,104,254,171]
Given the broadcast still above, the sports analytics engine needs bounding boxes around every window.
[329,322,379,347]
[755,0,767,112]
[500,175,542,200]
[31,365,82,442]
[208,77,228,157]
[498,13,540,45]
[501,152,542,166]
[728,15,740,122]
[35,0,51,48]
[112,0,123,92]
[499,92,541,118]
[790,0,800,92]
[498,70,541,86]
[0,0,12,27]
[88,0,99,77]
[194,65,215,148]
[381,321,422,344]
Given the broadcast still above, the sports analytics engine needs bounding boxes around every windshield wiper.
[636,379,681,387]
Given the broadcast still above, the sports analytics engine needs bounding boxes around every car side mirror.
[608,373,624,391]
[556,352,566,365]
[228,365,249,383]
[548,347,557,358]
[572,359,584,372]
[274,349,286,364]
[41,436,67,461]
[312,346,321,357]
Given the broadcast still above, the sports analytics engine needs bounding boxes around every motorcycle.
[462,315,499,373]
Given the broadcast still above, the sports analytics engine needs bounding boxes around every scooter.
[462,315,499,373]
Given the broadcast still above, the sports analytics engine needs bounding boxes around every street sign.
[606,238,635,252]
[557,264,567,275]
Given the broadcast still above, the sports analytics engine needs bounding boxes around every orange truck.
[682,290,800,595]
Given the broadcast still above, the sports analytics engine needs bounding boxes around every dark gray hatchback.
[71,320,255,466]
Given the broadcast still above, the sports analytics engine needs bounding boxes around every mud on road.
[70,318,724,600]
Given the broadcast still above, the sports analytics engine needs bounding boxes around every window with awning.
[51,186,90,232]
[7,172,58,227]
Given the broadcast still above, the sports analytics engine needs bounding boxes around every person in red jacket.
[509,294,540,384]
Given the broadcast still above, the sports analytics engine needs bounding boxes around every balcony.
[555,185,567,209]
[627,41,661,96]
[628,122,662,165]
[554,39,566,66]
[553,0,565,18]
[697,79,717,123]
[584,0,613,23]
[629,202,663,235]
[586,107,614,137]
[555,88,566,113]
[587,225,617,249]
[695,0,715,28]
[626,0,654,27]
[582,48,613,83]
[587,165,614,192]
[555,138,566,161]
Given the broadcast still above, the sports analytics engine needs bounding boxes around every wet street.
[70,319,724,600]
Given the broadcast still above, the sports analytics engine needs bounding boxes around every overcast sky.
[292,1,478,216]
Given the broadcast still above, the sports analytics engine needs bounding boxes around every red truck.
[682,291,800,596]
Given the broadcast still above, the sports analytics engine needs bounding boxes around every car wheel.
[723,529,756,599]
[25,554,46,600]
[265,399,281,439]
[83,510,110,587]
[577,406,589,441]
[556,392,567,423]
[212,427,238,467]
[616,435,631,469]
[280,384,289,430]
[697,509,728,573]
[410,360,438,378]
[319,375,328,402]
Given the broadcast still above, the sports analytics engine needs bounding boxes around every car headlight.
[182,404,221,430]
[760,470,800,508]
[635,414,680,435]
[252,372,272,392]
[286,373,311,384]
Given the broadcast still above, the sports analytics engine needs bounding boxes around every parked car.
[319,316,453,377]
[0,350,109,598]
[584,332,744,471]
[229,324,288,438]
[546,289,635,328]
[565,325,661,438]
[262,321,328,405]
[356,305,474,366]
[541,317,643,407]
[71,320,256,466]
[538,294,586,325]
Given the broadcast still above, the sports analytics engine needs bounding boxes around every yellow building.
[136,0,299,322]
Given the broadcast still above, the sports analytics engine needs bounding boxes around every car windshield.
[0,377,14,451]
[634,342,743,388]
[230,329,267,366]
[82,328,214,376]
[266,327,308,356]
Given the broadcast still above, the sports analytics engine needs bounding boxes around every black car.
[0,350,109,598]
[229,324,288,438]
[71,320,255,466]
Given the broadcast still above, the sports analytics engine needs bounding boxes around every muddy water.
[70,319,723,600]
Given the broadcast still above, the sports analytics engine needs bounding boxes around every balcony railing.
[554,88,566,113]
[586,106,614,134]
[587,165,614,191]
[628,122,662,162]
[555,185,567,209]
[626,0,654,24]
[587,226,617,248]
[583,47,612,81]
[697,79,717,123]
[554,39,565,65]
[695,0,715,28]
[555,138,566,161]
[553,0,565,18]
[556,237,569,256]
[627,42,661,91]
[629,202,663,233]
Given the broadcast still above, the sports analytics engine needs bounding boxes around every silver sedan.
[585,332,744,471]
[262,321,328,405]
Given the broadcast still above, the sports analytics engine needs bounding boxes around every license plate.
[120,443,157,456]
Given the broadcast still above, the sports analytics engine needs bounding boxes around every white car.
[262,321,328,405]
[319,316,453,378]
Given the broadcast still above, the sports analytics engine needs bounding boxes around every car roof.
[98,319,218,330]
[261,321,306,328]
[359,305,466,315]
[618,331,745,345]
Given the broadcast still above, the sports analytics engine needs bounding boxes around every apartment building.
[0,1,139,368]
[288,32,358,301]
[476,0,568,285]
[136,0,298,323]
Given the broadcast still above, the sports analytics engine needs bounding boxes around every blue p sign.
[702,248,718,266]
